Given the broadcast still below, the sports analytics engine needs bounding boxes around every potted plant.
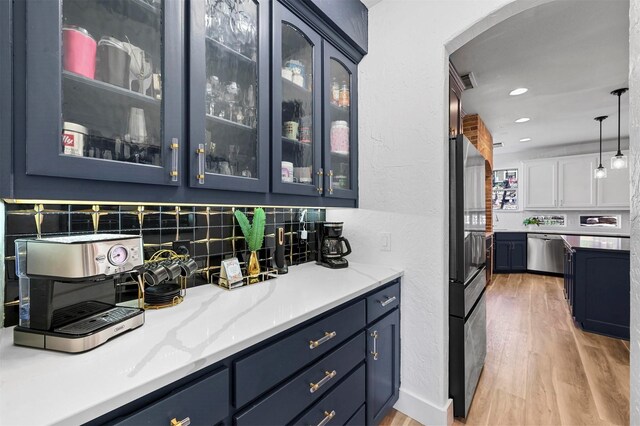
[234,208,266,283]
[523,217,542,227]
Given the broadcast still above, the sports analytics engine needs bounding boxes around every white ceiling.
[361,0,383,9]
[450,0,630,155]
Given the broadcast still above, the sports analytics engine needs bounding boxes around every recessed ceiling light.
[515,117,530,123]
[519,138,531,142]
[509,88,528,96]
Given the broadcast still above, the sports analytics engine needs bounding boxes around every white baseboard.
[393,388,450,426]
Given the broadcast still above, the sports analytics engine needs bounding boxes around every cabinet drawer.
[234,301,366,408]
[113,367,229,426]
[345,404,365,426]
[235,333,365,426]
[367,281,400,323]
[294,364,366,426]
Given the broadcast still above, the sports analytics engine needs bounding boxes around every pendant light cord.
[599,119,603,167]
[617,92,621,156]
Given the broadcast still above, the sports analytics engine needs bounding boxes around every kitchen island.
[561,235,629,339]
[0,262,403,425]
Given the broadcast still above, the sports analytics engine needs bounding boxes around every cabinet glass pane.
[280,23,314,185]
[492,169,518,210]
[328,59,351,190]
[61,0,164,166]
[204,0,258,178]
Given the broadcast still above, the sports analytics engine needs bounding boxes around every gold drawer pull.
[310,370,337,393]
[371,330,379,361]
[309,331,337,349]
[317,410,336,426]
[380,296,397,307]
[170,417,191,426]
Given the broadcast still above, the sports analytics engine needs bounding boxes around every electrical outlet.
[380,232,391,252]
[172,240,191,256]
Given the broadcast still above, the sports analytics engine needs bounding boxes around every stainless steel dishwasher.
[527,233,564,274]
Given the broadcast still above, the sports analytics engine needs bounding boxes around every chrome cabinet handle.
[371,330,379,360]
[328,169,334,194]
[380,296,397,307]
[196,144,205,184]
[170,417,191,426]
[317,410,336,426]
[309,331,336,349]
[310,370,337,393]
[317,168,324,193]
[170,138,179,182]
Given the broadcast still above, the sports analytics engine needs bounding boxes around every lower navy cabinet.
[91,280,400,426]
[111,367,229,426]
[366,309,400,425]
[294,364,366,426]
[493,233,527,273]
[573,249,630,339]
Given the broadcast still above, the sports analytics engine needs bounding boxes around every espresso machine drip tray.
[14,308,144,353]
[54,306,142,335]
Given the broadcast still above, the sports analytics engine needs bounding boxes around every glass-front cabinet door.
[25,0,182,186]
[189,0,269,192]
[323,42,357,199]
[272,3,322,196]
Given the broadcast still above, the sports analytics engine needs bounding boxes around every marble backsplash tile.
[2,202,325,327]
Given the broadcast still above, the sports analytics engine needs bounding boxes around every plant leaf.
[234,209,252,242]
[248,208,266,251]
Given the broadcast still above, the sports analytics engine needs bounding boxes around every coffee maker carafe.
[316,222,352,269]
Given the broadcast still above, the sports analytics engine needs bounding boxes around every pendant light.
[594,116,608,179]
[610,88,628,169]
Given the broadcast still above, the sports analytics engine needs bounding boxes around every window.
[579,215,621,228]
[492,169,518,210]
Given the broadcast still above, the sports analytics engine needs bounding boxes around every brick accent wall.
[463,114,494,233]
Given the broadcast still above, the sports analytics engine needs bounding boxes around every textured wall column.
[630,0,640,423]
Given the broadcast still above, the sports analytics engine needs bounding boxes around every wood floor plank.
[524,352,562,425]
[382,273,629,426]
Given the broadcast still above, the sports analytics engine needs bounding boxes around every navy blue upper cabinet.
[25,0,183,186]
[323,42,358,199]
[272,2,324,196]
[188,0,270,192]
[272,2,358,201]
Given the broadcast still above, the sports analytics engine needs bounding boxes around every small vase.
[248,251,260,283]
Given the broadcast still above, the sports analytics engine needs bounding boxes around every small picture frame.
[219,258,243,289]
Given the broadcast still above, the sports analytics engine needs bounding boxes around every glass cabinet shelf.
[63,70,160,106]
[206,36,256,65]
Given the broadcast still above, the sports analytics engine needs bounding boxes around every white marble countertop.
[0,262,403,426]
[492,228,630,237]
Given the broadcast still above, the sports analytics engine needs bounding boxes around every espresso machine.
[316,222,352,269]
[14,234,145,353]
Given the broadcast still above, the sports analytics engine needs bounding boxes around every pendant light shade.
[594,116,608,179]
[610,88,628,169]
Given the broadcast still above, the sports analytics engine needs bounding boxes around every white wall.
[629,0,640,423]
[327,0,560,423]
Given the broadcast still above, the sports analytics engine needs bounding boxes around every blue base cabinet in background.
[573,250,630,339]
[88,279,401,426]
[493,233,527,273]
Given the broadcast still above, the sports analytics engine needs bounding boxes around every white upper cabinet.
[524,160,557,209]
[522,151,630,210]
[558,156,597,208]
[596,151,630,208]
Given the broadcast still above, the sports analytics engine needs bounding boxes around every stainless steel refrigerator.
[449,135,487,418]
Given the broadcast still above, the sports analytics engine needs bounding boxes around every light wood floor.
[382,273,630,426]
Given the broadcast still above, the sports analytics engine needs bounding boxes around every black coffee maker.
[316,222,352,269]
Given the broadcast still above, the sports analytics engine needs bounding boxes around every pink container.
[330,121,349,154]
[63,26,97,79]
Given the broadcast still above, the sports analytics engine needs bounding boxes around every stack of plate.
[144,283,181,306]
